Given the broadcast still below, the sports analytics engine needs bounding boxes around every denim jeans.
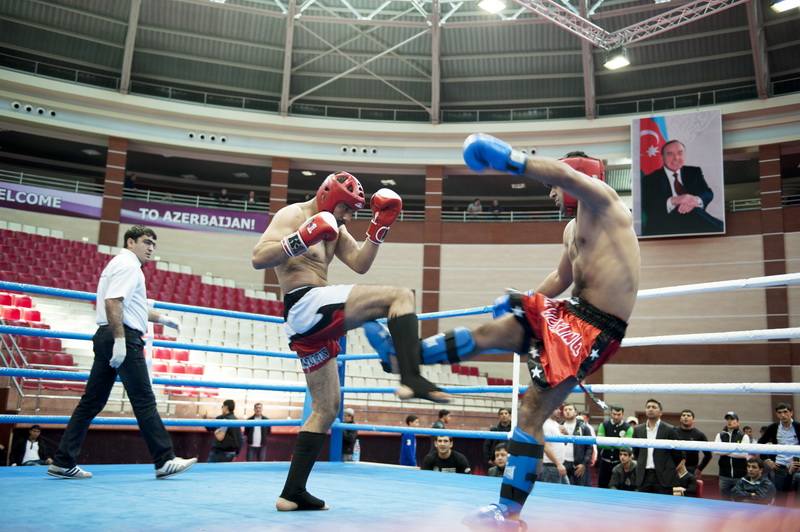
[53,325,175,469]
[247,445,267,462]
[538,463,570,484]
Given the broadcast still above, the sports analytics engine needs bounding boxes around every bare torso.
[568,198,640,321]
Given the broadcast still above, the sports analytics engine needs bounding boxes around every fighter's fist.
[463,133,527,175]
[281,211,339,257]
[366,188,402,245]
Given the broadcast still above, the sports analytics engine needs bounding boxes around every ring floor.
[2,462,798,532]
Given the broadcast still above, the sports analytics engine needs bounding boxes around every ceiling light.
[511,183,526,189]
[381,179,397,186]
[181,174,198,180]
[81,148,101,156]
[233,172,250,179]
[603,48,630,70]
[301,170,316,176]
[771,0,800,11]
[478,0,506,14]
[653,0,671,3]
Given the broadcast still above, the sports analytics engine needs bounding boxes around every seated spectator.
[609,447,637,491]
[489,199,504,217]
[466,198,482,216]
[673,459,698,497]
[124,173,138,190]
[215,188,231,203]
[731,457,776,504]
[245,190,258,205]
[11,425,53,466]
[486,443,508,478]
[421,436,471,474]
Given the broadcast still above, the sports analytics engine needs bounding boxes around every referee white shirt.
[96,248,148,334]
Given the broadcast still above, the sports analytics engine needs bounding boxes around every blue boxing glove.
[463,133,527,175]
[492,294,512,319]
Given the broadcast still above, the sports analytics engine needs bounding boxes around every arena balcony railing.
[2,52,798,123]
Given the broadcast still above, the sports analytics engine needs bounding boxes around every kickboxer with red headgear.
[252,171,448,513]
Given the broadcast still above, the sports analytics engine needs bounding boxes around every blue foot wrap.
[499,427,542,518]
[363,321,398,374]
[462,504,527,532]
[420,327,476,365]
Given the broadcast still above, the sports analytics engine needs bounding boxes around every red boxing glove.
[366,188,402,245]
[281,211,339,257]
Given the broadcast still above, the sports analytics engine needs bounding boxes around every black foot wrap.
[443,330,462,365]
[280,489,326,510]
[500,479,537,507]
[388,314,444,402]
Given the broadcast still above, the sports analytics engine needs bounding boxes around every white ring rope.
[623,327,800,347]
[636,272,800,299]
[584,382,800,394]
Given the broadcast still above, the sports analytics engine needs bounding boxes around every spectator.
[46,225,194,480]
[578,410,598,473]
[560,403,592,486]
[205,399,242,463]
[421,436,471,474]
[674,408,712,479]
[731,457,776,504]
[483,407,512,465]
[11,425,52,466]
[124,174,138,190]
[539,408,568,485]
[245,190,258,205]
[466,198,482,216]
[609,447,637,491]
[597,404,633,488]
[341,408,357,462]
[715,411,750,500]
[632,398,681,495]
[673,458,698,497]
[489,199,504,217]
[487,443,508,477]
[244,402,271,462]
[743,426,754,443]
[758,402,800,504]
[627,416,639,428]
[400,415,419,466]
[216,188,231,203]
[430,409,451,452]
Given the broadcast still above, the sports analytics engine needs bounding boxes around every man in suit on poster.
[641,140,723,236]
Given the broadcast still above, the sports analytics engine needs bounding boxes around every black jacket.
[244,415,271,447]
[717,428,748,479]
[633,421,682,489]
[560,419,592,468]
[758,421,800,463]
[11,436,50,465]
[207,413,242,452]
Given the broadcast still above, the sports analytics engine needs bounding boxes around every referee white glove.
[110,337,127,368]
[158,315,182,334]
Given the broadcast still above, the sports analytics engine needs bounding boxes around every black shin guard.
[280,431,327,509]
[387,314,443,401]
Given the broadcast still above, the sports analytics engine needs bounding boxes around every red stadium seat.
[696,479,704,498]
[12,295,32,308]
[187,364,204,376]
[18,336,43,351]
[152,361,169,374]
[2,306,22,321]
[153,348,172,360]
[0,292,12,305]
[172,349,189,362]
[54,353,74,366]
[153,323,164,335]
[41,338,63,353]
[22,309,41,322]
[30,322,50,329]
[28,352,54,367]
[170,363,186,374]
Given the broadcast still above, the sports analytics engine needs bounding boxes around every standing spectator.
[47,225,195,480]
[539,409,569,485]
[627,416,639,428]
[489,199,504,217]
[632,398,681,495]
[716,411,750,500]
[483,407,512,466]
[216,188,231,203]
[742,426,754,443]
[244,402,270,462]
[341,408,357,462]
[731,457,776,504]
[421,436,471,474]
[11,425,52,466]
[560,403,592,486]
[124,173,138,190]
[400,414,419,466]
[609,447,637,491]
[430,409,451,452]
[758,402,800,504]
[674,409,712,478]
[466,198,482,216]
[597,404,633,488]
[487,443,508,477]
[673,459,698,497]
[205,399,242,463]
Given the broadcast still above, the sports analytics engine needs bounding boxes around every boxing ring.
[2,273,800,532]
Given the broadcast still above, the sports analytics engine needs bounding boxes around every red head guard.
[558,156,606,217]
[316,171,365,213]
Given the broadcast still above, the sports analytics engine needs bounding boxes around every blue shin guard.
[363,322,476,374]
[499,427,542,518]
[420,327,476,365]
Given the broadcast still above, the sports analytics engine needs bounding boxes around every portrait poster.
[631,109,725,238]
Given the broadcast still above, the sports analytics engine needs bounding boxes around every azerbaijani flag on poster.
[639,116,668,175]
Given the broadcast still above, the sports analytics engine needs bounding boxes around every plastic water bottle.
[353,439,361,462]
